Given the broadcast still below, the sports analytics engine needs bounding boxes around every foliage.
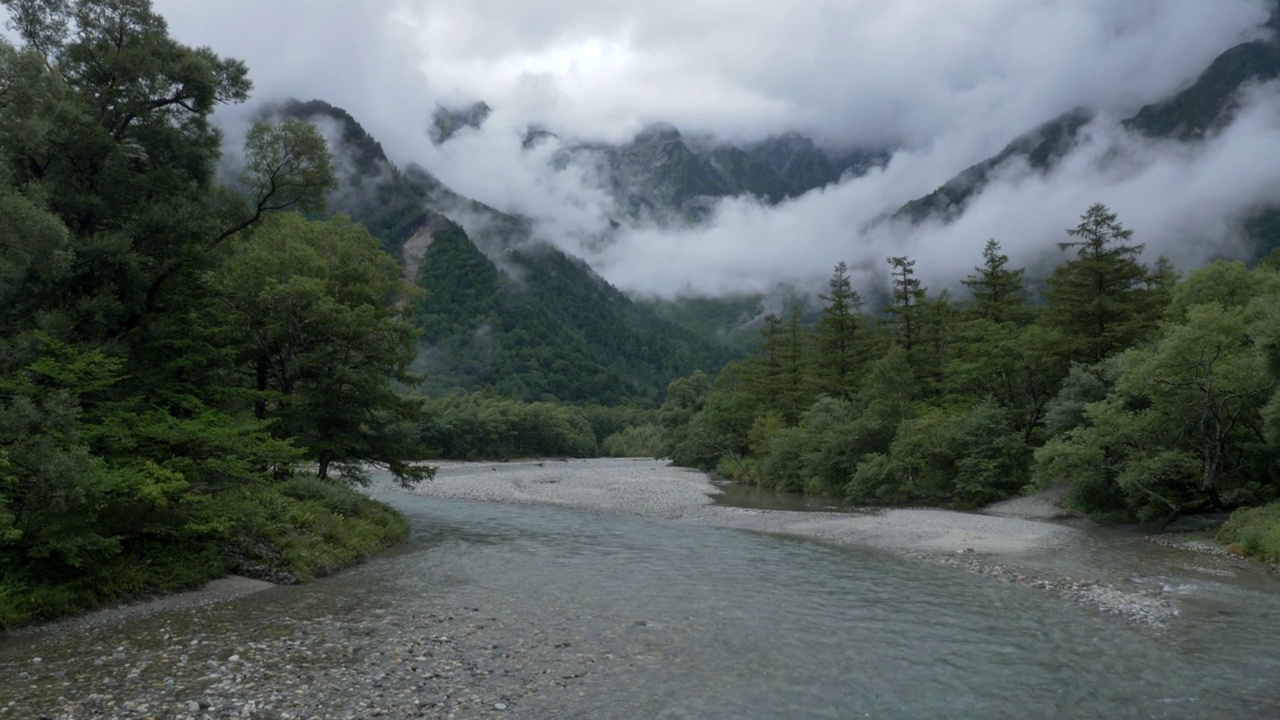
[601,424,667,458]
[813,261,867,397]
[208,213,431,486]
[1217,501,1280,562]
[1043,204,1160,363]
[0,0,420,626]
[658,209,1280,530]
[420,394,598,460]
[1034,262,1280,524]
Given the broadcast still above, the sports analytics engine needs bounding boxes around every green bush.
[1218,502,1280,562]
[601,423,666,458]
[0,480,408,630]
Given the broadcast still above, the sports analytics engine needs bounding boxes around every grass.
[0,478,409,630]
[1217,501,1280,563]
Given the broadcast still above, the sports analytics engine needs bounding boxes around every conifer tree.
[961,239,1029,324]
[1044,204,1159,363]
[886,256,925,352]
[814,261,866,397]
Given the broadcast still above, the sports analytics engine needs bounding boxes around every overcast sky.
[147,0,1279,298]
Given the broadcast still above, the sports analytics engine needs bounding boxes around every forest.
[0,0,429,627]
[650,206,1280,559]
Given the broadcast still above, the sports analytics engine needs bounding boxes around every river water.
[3,462,1280,719]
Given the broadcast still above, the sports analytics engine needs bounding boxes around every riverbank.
[0,477,409,632]
[404,459,1230,627]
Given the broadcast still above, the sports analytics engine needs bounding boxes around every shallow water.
[3,463,1280,719]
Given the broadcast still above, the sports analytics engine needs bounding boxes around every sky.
[146,0,1280,298]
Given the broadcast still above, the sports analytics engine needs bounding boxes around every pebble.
[925,553,1180,628]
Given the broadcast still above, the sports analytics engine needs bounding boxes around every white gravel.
[982,484,1081,520]
[692,506,1078,554]
[407,458,1078,554]
[406,458,718,519]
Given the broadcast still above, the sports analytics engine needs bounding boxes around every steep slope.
[893,108,1092,224]
[408,212,733,403]
[264,100,735,404]
[892,25,1280,256]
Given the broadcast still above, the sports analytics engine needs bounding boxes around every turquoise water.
[3,464,1280,719]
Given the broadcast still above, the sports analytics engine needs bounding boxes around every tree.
[947,321,1066,443]
[886,256,925,352]
[814,261,867,397]
[1044,204,1159,363]
[961,239,1029,324]
[207,213,430,486]
[745,311,812,422]
[1035,265,1280,524]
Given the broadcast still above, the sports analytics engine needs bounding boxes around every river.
[2,460,1280,719]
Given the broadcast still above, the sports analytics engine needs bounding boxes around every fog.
[143,0,1278,297]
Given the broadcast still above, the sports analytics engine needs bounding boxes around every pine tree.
[749,311,812,422]
[886,256,925,351]
[814,261,866,397]
[961,239,1029,324]
[1044,204,1159,363]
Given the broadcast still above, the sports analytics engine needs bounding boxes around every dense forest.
[652,205,1280,558]
[0,0,429,627]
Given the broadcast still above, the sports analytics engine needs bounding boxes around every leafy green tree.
[1036,264,1280,523]
[883,403,1029,507]
[947,321,1066,442]
[1044,204,1159,363]
[207,213,430,485]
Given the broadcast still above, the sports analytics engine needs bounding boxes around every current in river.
[2,460,1280,719]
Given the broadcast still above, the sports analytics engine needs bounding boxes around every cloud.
[143,0,1279,299]
[153,0,1270,152]
[586,84,1280,299]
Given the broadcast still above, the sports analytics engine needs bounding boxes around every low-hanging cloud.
[586,84,1280,300]
[139,0,1280,299]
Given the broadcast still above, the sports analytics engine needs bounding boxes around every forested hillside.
[0,0,427,627]
[266,100,737,405]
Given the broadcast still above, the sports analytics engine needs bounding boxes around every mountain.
[429,101,492,145]
[553,124,890,223]
[265,99,734,405]
[893,27,1280,256]
[893,108,1092,225]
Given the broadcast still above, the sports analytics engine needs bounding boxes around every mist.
[141,0,1279,298]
